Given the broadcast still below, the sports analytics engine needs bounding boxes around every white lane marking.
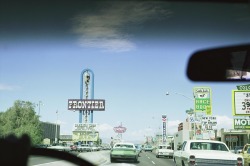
[148,157,150,159]
[152,161,155,164]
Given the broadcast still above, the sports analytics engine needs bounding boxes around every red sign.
[113,125,127,133]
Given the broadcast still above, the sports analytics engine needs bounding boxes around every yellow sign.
[72,131,99,142]
[206,106,212,115]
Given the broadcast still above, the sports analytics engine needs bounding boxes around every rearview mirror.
[187,43,250,81]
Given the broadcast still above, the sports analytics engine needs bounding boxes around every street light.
[166,92,197,139]
[37,101,44,116]
[55,110,58,144]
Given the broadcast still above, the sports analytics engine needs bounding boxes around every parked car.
[110,142,138,163]
[47,144,71,152]
[234,146,244,154]
[155,144,173,158]
[90,145,99,151]
[144,145,153,152]
[240,144,250,165]
[173,140,244,166]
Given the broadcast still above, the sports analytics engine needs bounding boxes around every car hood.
[190,150,242,160]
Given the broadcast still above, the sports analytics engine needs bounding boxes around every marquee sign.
[68,99,105,111]
[73,123,97,131]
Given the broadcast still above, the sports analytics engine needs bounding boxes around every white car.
[47,144,71,152]
[77,144,92,152]
[155,144,174,158]
[173,140,244,166]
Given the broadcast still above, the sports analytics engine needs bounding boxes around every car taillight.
[237,157,243,166]
[189,155,196,166]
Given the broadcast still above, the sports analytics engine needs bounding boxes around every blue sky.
[1,1,250,143]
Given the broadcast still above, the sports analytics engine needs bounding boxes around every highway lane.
[138,151,175,166]
[102,150,175,166]
[28,151,79,166]
[28,150,175,166]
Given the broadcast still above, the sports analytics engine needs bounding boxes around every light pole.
[166,92,197,139]
[37,101,43,116]
[55,110,58,144]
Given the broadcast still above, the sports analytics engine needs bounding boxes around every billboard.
[234,119,250,129]
[193,87,212,115]
[232,90,250,116]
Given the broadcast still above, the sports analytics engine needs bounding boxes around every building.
[41,121,60,144]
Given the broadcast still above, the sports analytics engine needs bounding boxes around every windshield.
[1,0,250,165]
[190,142,229,151]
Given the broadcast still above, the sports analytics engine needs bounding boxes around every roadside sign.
[237,84,250,90]
[232,90,250,115]
[234,119,250,129]
[193,87,212,115]
[68,99,105,111]
[189,115,201,123]
[201,116,217,130]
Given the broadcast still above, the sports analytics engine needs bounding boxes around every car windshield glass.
[190,142,228,151]
[1,1,250,165]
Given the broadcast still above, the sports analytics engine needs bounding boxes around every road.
[28,150,175,166]
[102,150,175,166]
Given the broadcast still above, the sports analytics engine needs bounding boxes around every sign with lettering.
[68,99,105,111]
[237,84,250,90]
[162,115,167,143]
[73,123,97,131]
[234,119,250,129]
[232,91,250,115]
[193,87,212,115]
[201,116,217,130]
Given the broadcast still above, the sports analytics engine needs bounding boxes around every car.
[134,144,142,157]
[234,146,244,154]
[102,144,111,150]
[155,144,174,158]
[47,144,71,152]
[144,145,153,152]
[1,0,250,166]
[33,144,48,149]
[110,142,138,163]
[77,144,92,152]
[69,145,77,151]
[90,145,99,151]
[240,144,250,165]
[173,140,244,166]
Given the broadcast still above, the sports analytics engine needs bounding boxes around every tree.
[0,100,43,144]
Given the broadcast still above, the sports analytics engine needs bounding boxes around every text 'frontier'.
[68,99,105,111]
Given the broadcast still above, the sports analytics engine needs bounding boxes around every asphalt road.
[28,150,175,166]
[103,150,175,166]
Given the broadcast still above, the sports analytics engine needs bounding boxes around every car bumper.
[111,154,137,160]
[157,152,173,156]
